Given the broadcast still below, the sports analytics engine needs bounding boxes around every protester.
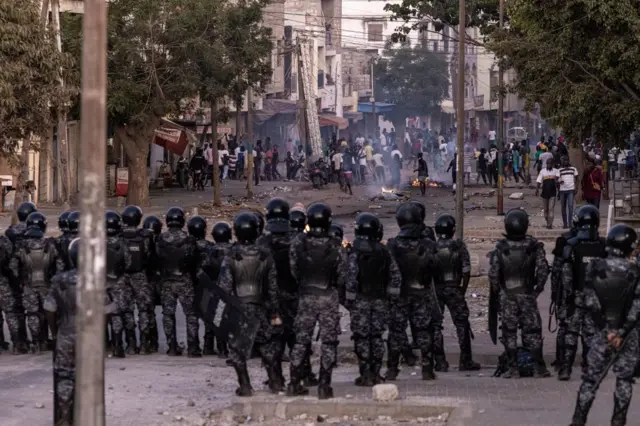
[557,156,579,229]
[535,158,559,229]
[582,158,603,208]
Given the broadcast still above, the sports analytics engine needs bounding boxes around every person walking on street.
[536,159,559,229]
[558,157,579,229]
[476,148,489,185]
[254,140,263,186]
[414,153,429,196]
[463,144,473,185]
[272,145,282,180]
[582,158,603,208]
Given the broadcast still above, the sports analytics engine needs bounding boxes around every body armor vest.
[497,239,537,294]
[353,240,388,298]
[157,235,188,277]
[24,241,50,287]
[195,240,212,271]
[388,238,434,296]
[269,235,297,294]
[590,260,637,330]
[203,246,225,282]
[436,239,462,286]
[56,235,72,270]
[567,237,607,291]
[106,239,124,280]
[57,277,78,332]
[230,246,269,303]
[123,230,148,273]
[299,237,340,293]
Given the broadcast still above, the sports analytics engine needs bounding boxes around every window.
[276,40,282,67]
[432,41,438,52]
[443,28,449,52]
[368,23,383,42]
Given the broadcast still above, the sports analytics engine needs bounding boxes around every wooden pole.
[455,0,466,239]
[496,0,505,215]
[211,99,221,206]
[75,0,108,423]
[246,88,254,197]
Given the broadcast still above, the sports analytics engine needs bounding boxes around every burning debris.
[370,187,410,201]
[411,178,446,188]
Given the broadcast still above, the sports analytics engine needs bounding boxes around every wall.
[264,0,286,95]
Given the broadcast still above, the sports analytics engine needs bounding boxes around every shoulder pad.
[496,239,510,255]
[562,245,573,260]
[526,239,542,254]
[552,236,567,256]
[566,236,579,246]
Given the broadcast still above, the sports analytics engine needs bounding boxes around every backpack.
[493,347,535,377]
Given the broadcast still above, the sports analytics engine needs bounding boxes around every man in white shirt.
[488,129,496,143]
[557,156,579,228]
[204,143,214,166]
[218,144,229,180]
[380,131,387,147]
[372,150,385,183]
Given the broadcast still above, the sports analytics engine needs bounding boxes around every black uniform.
[142,215,163,353]
[106,228,130,358]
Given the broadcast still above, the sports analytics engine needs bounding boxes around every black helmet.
[105,210,122,236]
[266,198,290,233]
[435,214,456,239]
[290,208,307,232]
[142,215,163,235]
[122,205,143,227]
[68,238,80,268]
[574,205,600,230]
[254,212,265,235]
[306,203,332,236]
[606,224,637,257]
[328,224,344,240]
[58,211,71,233]
[504,208,529,239]
[355,212,381,240]
[396,202,422,228]
[410,200,427,221]
[234,212,259,243]
[166,207,185,228]
[187,216,207,239]
[68,211,80,235]
[17,202,37,222]
[377,223,384,242]
[26,212,47,232]
[212,222,232,243]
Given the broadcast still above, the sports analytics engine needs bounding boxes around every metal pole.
[76,0,108,424]
[246,87,254,198]
[371,61,376,139]
[455,0,466,238]
[496,0,505,215]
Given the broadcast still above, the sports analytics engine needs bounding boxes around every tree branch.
[566,57,621,98]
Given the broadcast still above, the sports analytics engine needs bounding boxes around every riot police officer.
[187,215,217,355]
[432,214,480,371]
[488,208,550,378]
[141,215,163,353]
[558,204,607,381]
[410,200,436,241]
[570,224,640,426]
[218,212,281,396]
[386,202,439,381]
[54,211,74,271]
[121,205,153,354]
[10,212,63,352]
[549,215,578,371]
[6,202,37,244]
[255,211,265,235]
[329,224,344,242]
[156,207,200,357]
[0,228,14,352]
[287,203,346,399]
[345,213,401,386]
[67,211,80,237]
[290,207,306,234]
[105,211,131,358]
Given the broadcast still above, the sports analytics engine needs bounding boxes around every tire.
[312,175,321,188]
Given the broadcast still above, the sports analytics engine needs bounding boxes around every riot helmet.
[142,215,163,235]
[211,222,232,243]
[355,212,381,240]
[122,205,143,228]
[266,198,290,233]
[58,211,70,233]
[606,224,637,257]
[234,212,260,243]
[68,238,80,269]
[290,208,307,232]
[105,210,122,237]
[306,203,332,236]
[16,202,37,223]
[574,204,600,238]
[67,211,80,235]
[396,202,422,231]
[254,212,265,235]
[434,214,456,239]
[165,207,185,228]
[26,212,47,233]
[410,200,427,222]
[328,224,344,241]
[504,208,529,240]
[187,216,207,240]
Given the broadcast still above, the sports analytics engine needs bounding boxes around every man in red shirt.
[581,158,603,208]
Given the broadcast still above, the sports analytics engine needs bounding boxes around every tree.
[373,40,449,139]
[0,0,72,220]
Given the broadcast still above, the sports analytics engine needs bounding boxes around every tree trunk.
[117,121,157,207]
[57,113,71,207]
[211,99,221,206]
[235,98,242,138]
[11,137,33,225]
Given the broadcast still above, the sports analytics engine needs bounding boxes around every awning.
[440,100,455,114]
[318,114,349,129]
[357,102,395,114]
[153,118,196,157]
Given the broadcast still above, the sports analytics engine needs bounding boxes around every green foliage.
[0,0,72,165]
[373,40,450,126]
[488,0,640,145]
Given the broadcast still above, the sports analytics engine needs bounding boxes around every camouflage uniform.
[218,242,279,362]
[201,241,231,355]
[571,258,640,425]
[54,234,74,271]
[432,239,474,369]
[156,229,199,353]
[549,231,574,368]
[106,235,131,355]
[488,236,549,377]
[141,228,161,352]
[5,223,28,347]
[122,227,154,353]
[193,238,216,354]
[288,234,346,389]
[0,236,16,350]
[345,239,401,384]
[10,234,64,350]
[386,235,439,379]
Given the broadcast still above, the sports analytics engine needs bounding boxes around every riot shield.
[197,271,259,360]
[489,285,499,345]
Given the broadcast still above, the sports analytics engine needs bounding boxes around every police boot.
[569,394,592,426]
[203,332,215,356]
[501,350,519,379]
[11,330,28,355]
[267,363,285,394]
[105,327,112,352]
[56,399,74,426]
[317,367,334,400]
[216,336,229,358]
[354,359,372,386]
[166,340,182,357]
[370,359,385,385]
[434,355,449,372]
[139,332,153,355]
[302,348,319,387]
[0,326,9,351]
[112,332,125,358]
[37,339,49,353]
[384,351,400,381]
[187,342,202,358]
[234,365,253,397]
[125,330,138,355]
[150,323,159,352]
[611,394,630,426]
[421,360,436,381]
[402,346,417,367]
[286,365,309,396]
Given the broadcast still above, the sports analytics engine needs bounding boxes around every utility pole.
[455,0,466,238]
[76,0,108,424]
[246,87,254,198]
[496,0,505,215]
[211,100,221,206]
[370,61,377,139]
[297,63,309,167]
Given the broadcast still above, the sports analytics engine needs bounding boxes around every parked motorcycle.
[308,159,328,189]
